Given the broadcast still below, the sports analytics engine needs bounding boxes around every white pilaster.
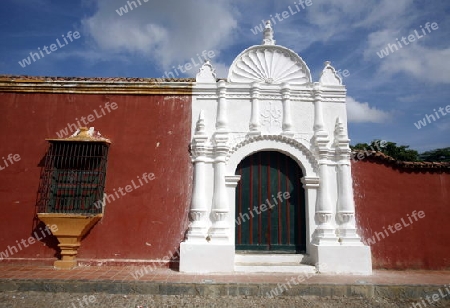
[334,119,363,245]
[309,117,372,275]
[281,82,294,136]
[185,111,209,242]
[301,176,320,254]
[209,132,230,242]
[210,80,230,242]
[312,83,338,245]
[225,175,241,244]
[216,80,228,131]
[248,82,261,135]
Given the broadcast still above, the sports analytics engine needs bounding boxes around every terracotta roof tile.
[0,74,195,83]
[353,150,450,171]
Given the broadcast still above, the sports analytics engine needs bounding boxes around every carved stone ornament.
[337,212,354,225]
[260,101,282,132]
[319,61,342,86]
[227,21,311,85]
[227,134,319,173]
[196,60,217,83]
[190,210,205,222]
[316,212,333,224]
[262,20,276,45]
[228,46,311,85]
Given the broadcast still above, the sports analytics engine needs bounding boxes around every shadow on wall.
[35,150,48,214]
[31,151,59,259]
[31,219,60,259]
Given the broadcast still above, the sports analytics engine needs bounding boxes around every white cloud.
[354,0,415,28]
[436,120,450,132]
[365,28,450,84]
[81,0,238,69]
[52,49,131,64]
[71,0,450,87]
[346,96,392,123]
[379,46,450,84]
[273,0,415,51]
[397,94,422,103]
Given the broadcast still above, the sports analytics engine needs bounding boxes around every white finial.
[319,61,342,86]
[196,60,216,83]
[195,110,206,134]
[262,20,275,45]
[334,118,349,143]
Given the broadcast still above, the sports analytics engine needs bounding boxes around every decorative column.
[334,119,363,245]
[186,111,209,242]
[248,82,261,135]
[209,133,230,242]
[281,82,293,136]
[225,175,241,241]
[210,81,230,242]
[216,80,228,131]
[312,83,338,245]
[301,176,320,249]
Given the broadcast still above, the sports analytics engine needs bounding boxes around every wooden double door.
[235,151,306,253]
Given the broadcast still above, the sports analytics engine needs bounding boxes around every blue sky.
[1,0,449,152]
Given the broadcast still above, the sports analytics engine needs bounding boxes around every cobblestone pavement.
[1,292,450,308]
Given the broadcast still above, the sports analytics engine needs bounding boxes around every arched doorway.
[235,151,306,253]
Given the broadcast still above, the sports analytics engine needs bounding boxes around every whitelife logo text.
[56,102,118,138]
[18,31,81,68]
[377,22,439,59]
[0,153,21,171]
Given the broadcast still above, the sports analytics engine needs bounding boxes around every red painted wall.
[0,92,192,263]
[352,159,450,270]
[1,90,448,270]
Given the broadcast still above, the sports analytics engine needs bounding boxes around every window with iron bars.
[38,141,109,214]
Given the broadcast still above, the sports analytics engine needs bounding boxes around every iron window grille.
[38,141,110,214]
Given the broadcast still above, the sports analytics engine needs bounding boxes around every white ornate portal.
[180,21,372,274]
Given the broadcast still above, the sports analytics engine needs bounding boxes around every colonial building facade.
[0,22,448,274]
[180,22,371,274]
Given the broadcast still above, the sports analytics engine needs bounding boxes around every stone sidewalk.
[2,292,450,308]
[0,265,449,307]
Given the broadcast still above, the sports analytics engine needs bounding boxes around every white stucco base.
[179,242,234,273]
[310,245,372,275]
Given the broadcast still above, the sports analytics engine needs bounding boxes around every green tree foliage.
[351,141,379,151]
[350,140,420,162]
[419,147,450,162]
[381,142,420,162]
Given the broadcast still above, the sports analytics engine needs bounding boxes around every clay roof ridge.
[352,150,450,169]
[0,74,195,82]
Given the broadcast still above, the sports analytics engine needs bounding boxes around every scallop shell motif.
[228,47,310,84]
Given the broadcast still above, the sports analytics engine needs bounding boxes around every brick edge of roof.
[0,75,196,83]
[352,150,450,171]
